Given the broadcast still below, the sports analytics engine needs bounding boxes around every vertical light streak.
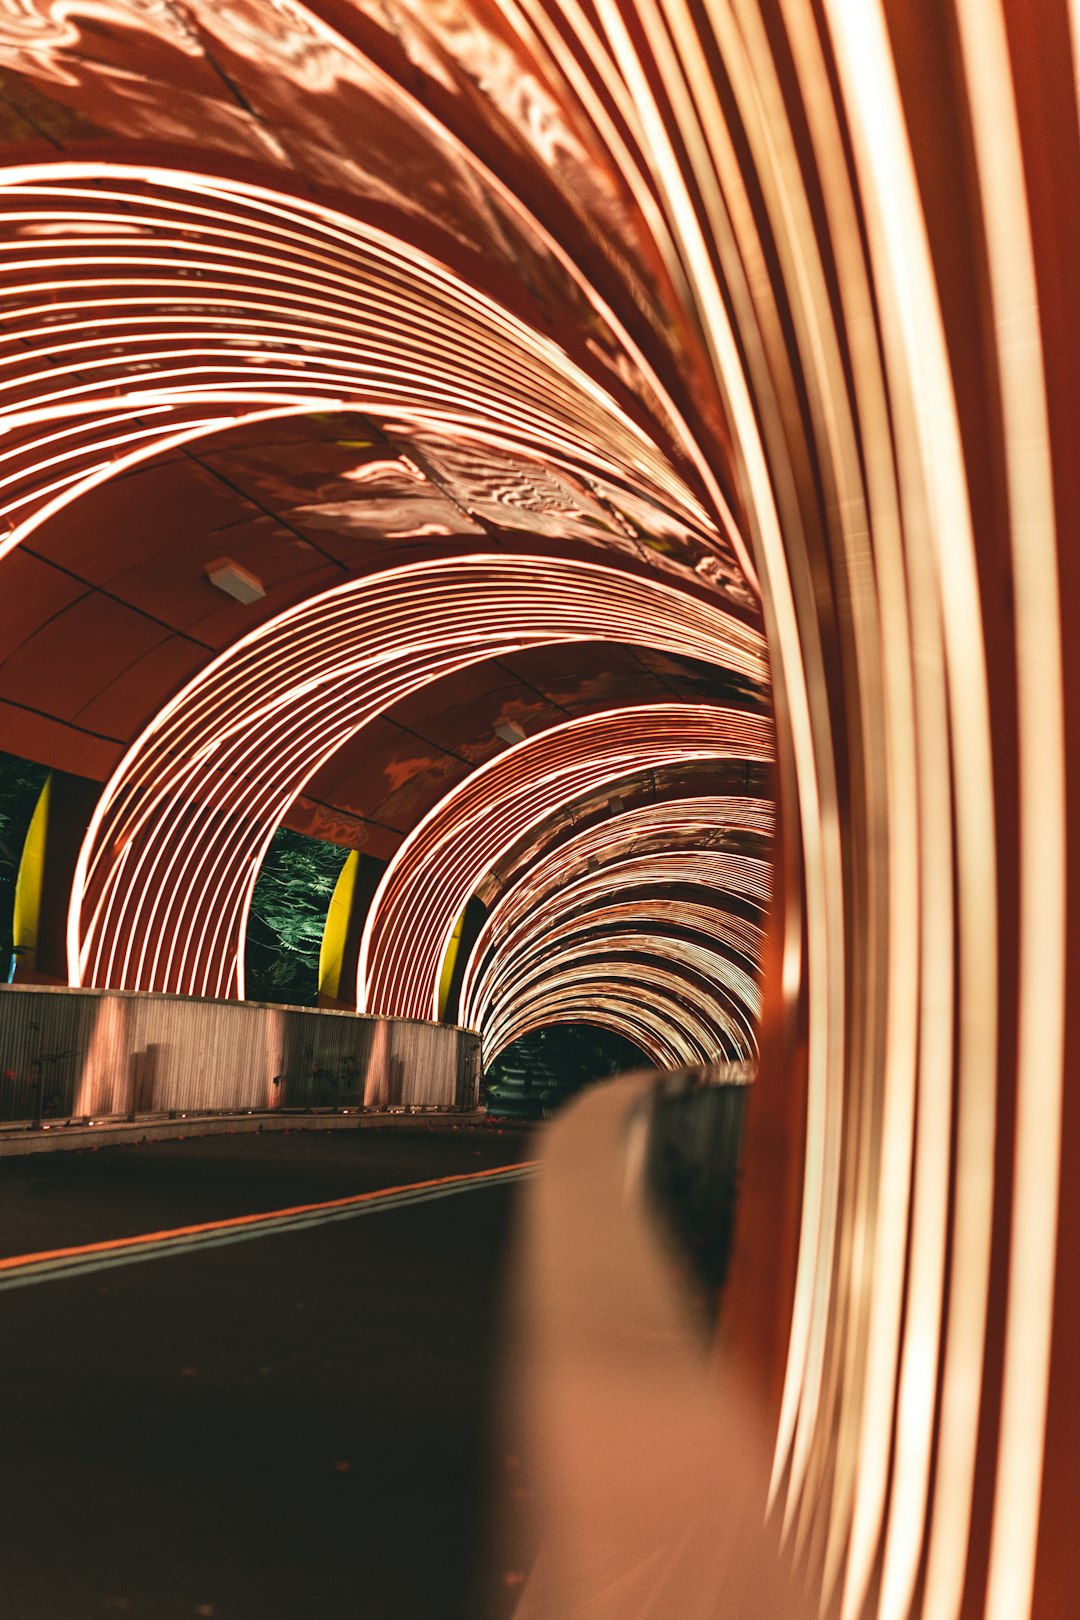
[676,0,863,1539]
[822,6,998,1620]
[759,1,938,1609]
[698,6,914,1591]
[951,6,1066,1619]
[585,6,844,1529]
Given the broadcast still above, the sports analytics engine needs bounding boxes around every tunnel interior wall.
[0,985,480,1123]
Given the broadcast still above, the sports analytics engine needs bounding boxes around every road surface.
[0,1127,535,1620]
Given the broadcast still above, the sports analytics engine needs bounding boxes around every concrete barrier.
[0,985,480,1124]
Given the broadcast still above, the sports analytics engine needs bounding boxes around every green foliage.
[0,752,49,860]
[244,826,350,1006]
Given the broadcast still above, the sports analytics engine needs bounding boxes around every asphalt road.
[0,1128,536,1620]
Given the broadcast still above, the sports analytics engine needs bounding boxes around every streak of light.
[70,557,767,1001]
[359,704,771,1020]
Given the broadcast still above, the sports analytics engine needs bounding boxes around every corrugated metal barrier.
[0,986,480,1124]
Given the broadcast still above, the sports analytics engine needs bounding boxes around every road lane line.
[0,1162,537,1291]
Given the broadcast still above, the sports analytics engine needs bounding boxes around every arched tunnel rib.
[70,558,766,998]
[359,703,772,1020]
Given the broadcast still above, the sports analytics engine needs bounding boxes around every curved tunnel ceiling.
[488,950,753,1065]
[71,555,766,997]
[467,791,772,934]
[459,793,772,1056]
[0,165,749,581]
[0,2,1077,1617]
[310,643,760,856]
[479,911,767,1064]
[359,700,771,1020]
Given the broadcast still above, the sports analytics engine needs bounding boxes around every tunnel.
[0,2,1078,1617]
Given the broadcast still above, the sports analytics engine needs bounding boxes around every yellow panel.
[12,774,51,976]
[318,849,359,999]
[437,909,467,1022]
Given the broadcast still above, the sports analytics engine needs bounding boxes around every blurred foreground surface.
[506,1073,807,1620]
